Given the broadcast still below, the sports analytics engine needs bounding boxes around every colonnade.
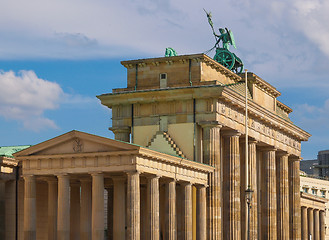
[301,207,326,240]
[23,172,208,240]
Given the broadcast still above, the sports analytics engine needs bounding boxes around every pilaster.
[91,172,104,240]
[23,175,36,240]
[200,121,222,240]
[307,208,313,240]
[320,210,325,240]
[127,171,140,240]
[182,182,192,240]
[289,156,301,240]
[222,130,241,240]
[314,209,319,240]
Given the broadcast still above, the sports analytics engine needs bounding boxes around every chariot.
[214,47,244,74]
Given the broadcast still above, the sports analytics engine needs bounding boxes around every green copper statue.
[165,47,177,57]
[204,9,243,74]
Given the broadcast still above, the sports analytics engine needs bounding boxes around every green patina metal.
[0,145,31,158]
[204,9,244,74]
[165,47,177,57]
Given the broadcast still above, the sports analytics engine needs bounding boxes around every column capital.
[276,151,290,157]
[195,183,208,189]
[239,137,258,144]
[56,173,69,178]
[145,174,161,180]
[199,121,222,128]
[90,172,103,177]
[221,129,241,137]
[22,174,35,180]
[109,126,131,134]
[180,181,193,187]
[259,146,277,152]
[289,155,302,162]
[125,170,141,176]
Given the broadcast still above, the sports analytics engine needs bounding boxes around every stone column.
[23,175,36,240]
[276,152,289,240]
[196,185,207,240]
[249,140,258,240]
[92,173,104,240]
[70,183,80,240]
[165,179,176,240]
[301,207,308,240]
[289,156,301,240]
[182,182,192,240]
[320,210,325,240]
[314,209,319,240]
[57,174,70,240]
[110,127,131,142]
[261,147,277,240]
[127,171,140,240]
[223,130,241,240]
[47,179,58,240]
[107,187,113,240]
[200,121,221,240]
[113,177,126,240]
[147,175,160,240]
[80,179,92,240]
[308,208,314,240]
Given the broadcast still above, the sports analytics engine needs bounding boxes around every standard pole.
[245,69,250,240]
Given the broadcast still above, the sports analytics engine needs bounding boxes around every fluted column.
[289,156,301,240]
[301,207,308,240]
[23,175,36,240]
[261,147,277,240]
[276,152,289,240]
[47,179,58,240]
[110,127,131,142]
[196,185,207,240]
[166,179,176,240]
[200,121,221,240]
[57,174,70,240]
[70,183,81,240]
[80,179,92,240]
[113,177,126,240]
[147,175,160,240]
[249,140,258,240]
[223,130,241,240]
[183,182,192,240]
[92,173,104,240]
[320,210,325,240]
[314,209,320,240]
[127,171,140,240]
[308,208,314,240]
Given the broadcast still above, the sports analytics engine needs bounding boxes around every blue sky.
[0,0,328,160]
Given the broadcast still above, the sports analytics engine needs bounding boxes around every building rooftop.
[0,145,31,158]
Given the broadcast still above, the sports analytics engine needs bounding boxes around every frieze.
[218,101,301,151]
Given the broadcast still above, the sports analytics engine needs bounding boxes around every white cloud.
[0,70,95,131]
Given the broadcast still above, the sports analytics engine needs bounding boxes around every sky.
[0,0,328,160]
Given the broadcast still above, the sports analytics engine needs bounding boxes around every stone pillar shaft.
[166,179,176,240]
[113,177,126,240]
[196,185,207,240]
[201,122,221,240]
[261,148,277,240]
[80,180,92,240]
[276,152,289,240]
[308,208,314,240]
[183,183,192,240]
[92,173,104,240]
[70,184,81,240]
[249,141,258,240]
[223,131,241,240]
[24,175,36,240]
[127,171,140,240]
[289,157,301,240]
[107,187,113,240]
[320,210,325,240]
[301,207,308,240]
[48,180,58,240]
[57,174,70,240]
[314,209,319,240]
[147,176,160,240]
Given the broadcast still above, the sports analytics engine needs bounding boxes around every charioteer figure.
[204,9,244,74]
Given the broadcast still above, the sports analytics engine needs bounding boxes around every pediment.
[14,130,138,158]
